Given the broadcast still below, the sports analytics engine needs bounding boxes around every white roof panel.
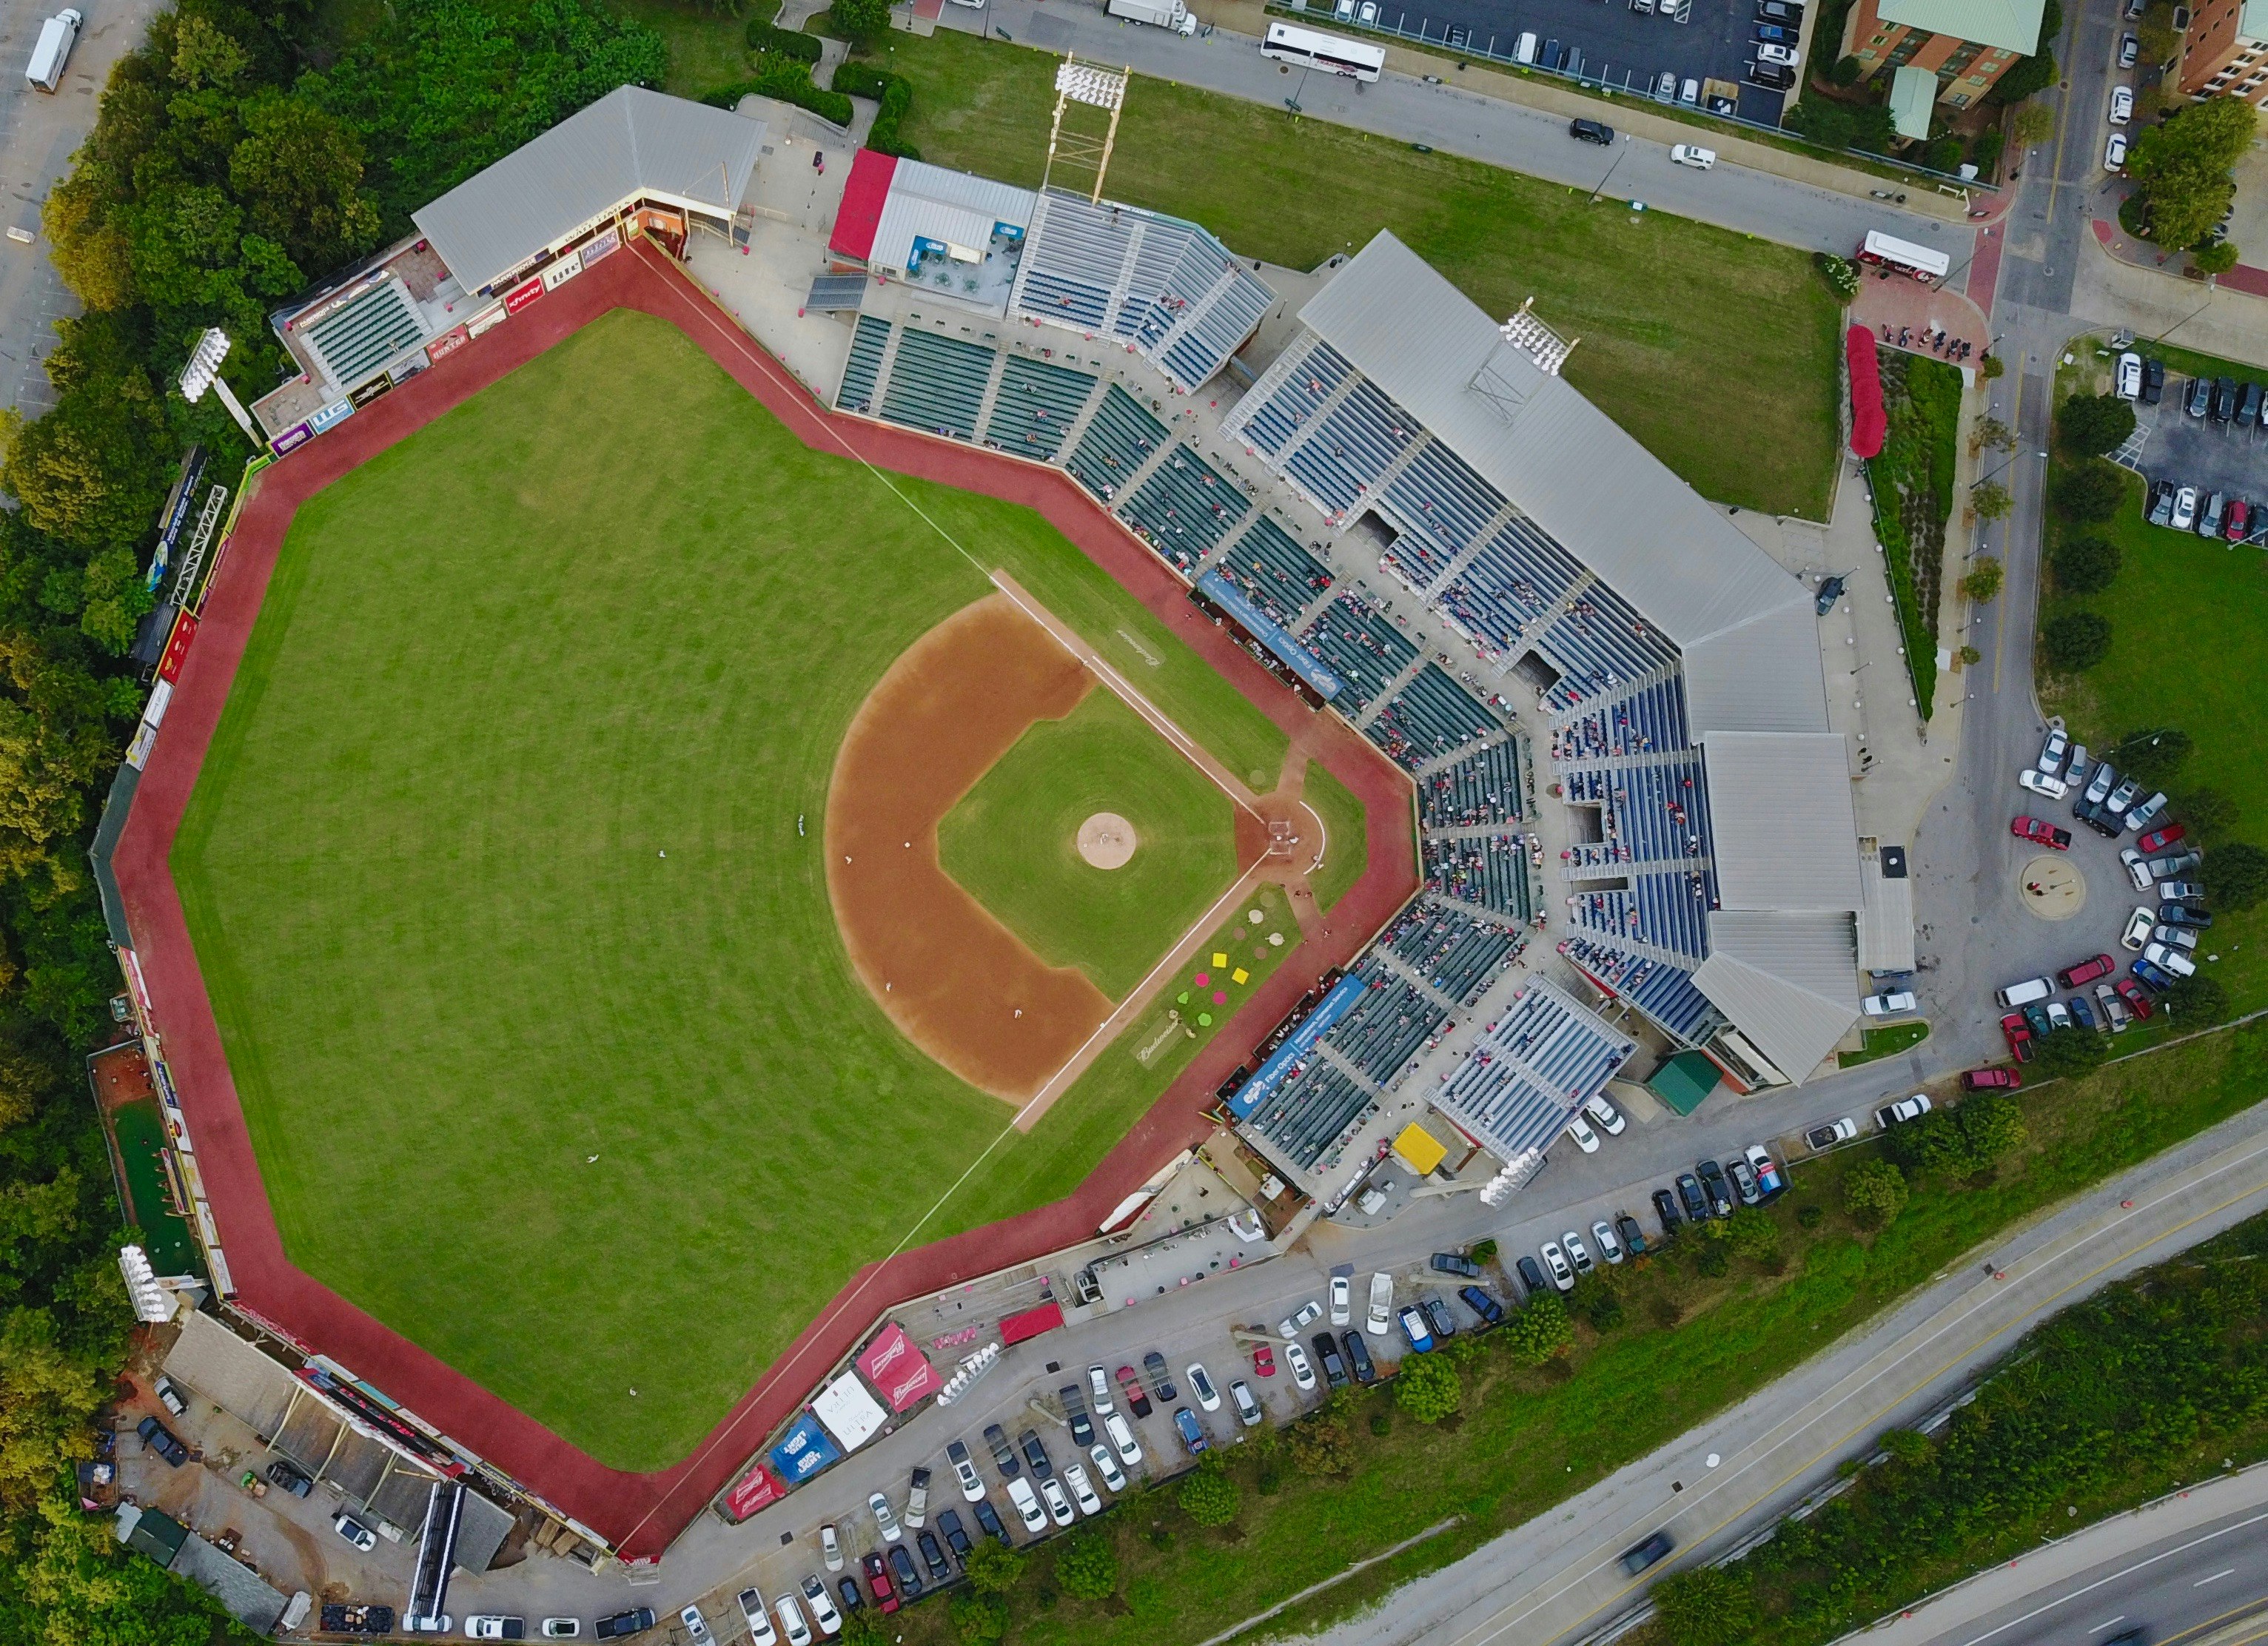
[1694,910,1862,1080]
[1701,732,1863,913]
[811,1372,888,1451]
[870,159,1035,274]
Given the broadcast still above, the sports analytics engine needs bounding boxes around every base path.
[111,239,1418,1560]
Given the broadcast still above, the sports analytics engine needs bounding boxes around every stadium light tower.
[178,326,259,441]
[1042,56,1130,204]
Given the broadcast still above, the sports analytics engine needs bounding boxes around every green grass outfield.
[938,692,1239,1000]
[172,311,1292,1470]
[1301,762,1370,916]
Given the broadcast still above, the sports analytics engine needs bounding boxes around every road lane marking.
[2089,1617,2127,1633]
[1938,1515,2268,1646]
[2198,1569,2238,1586]
[1993,370,2024,695]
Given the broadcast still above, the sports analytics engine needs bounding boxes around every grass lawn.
[938,691,1240,1000]
[1301,761,1370,915]
[612,4,1839,517]
[2038,352,2267,1015]
[174,310,1291,1470]
[1838,1021,1930,1068]
[887,1022,2268,1646]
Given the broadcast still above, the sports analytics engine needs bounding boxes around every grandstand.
[1298,588,1415,713]
[1432,978,1636,1166]
[1383,903,1520,1006]
[1214,517,1332,627]
[985,356,1096,460]
[1121,443,1248,571]
[1067,385,1167,502]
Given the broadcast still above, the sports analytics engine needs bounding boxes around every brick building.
[2178,0,2268,102]
[1839,0,2049,109]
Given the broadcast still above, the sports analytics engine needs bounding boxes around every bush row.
[833,61,920,158]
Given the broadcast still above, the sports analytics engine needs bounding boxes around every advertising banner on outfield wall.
[722,1461,786,1520]
[271,421,312,455]
[504,275,545,314]
[580,224,620,268]
[856,1324,941,1413]
[540,247,584,292]
[156,612,198,683]
[769,1412,841,1484]
[426,325,470,366]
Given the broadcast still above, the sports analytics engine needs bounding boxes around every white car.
[1064,1461,1104,1516]
[1329,1274,1352,1326]
[2116,351,2143,400]
[1591,1218,1624,1263]
[2110,84,2134,124]
[1670,143,1717,168]
[2121,906,2155,950]
[1230,1379,1264,1427]
[1187,1363,1221,1411]
[1004,1475,1047,1534]
[1088,1442,1127,1491]
[1039,1476,1076,1527]
[2105,130,2129,170]
[2173,486,2199,530]
[737,1590,779,1646]
[1757,41,1799,64]
[1563,1230,1594,1274]
[1565,1114,1601,1154]
[2018,768,2070,800]
[1875,1092,1933,1129]
[468,1623,528,1642]
[1539,1242,1575,1291]
[1583,1092,1625,1135]
[677,1605,711,1644]
[1862,990,1917,1017]
[1284,1340,1318,1391]
[2153,924,2198,951]
[332,1514,377,1552]
[868,1491,902,1543]
[947,1442,984,1503]
[799,1577,842,1638]
[1104,1411,1143,1466]
[2144,941,2197,978]
[1087,1364,1115,1416]
[1278,1298,1323,1340]
[774,1593,811,1646]
[2121,847,2153,892]
[1366,1271,1393,1335]
[541,1625,580,1642]
[820,1522,842,1570]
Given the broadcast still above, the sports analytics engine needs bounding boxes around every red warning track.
[111,241,1419,1559]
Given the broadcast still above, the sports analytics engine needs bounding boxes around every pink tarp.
[855,1323,942,1413]
[722,1461,785,1520]
[1848,324,1886,460]
[998,1301,1064,1347]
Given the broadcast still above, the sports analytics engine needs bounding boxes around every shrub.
[2059,392,2138,457]
[1469,1237,1498,1266]
[833,61,919,158]
[2195,241,2241,275]
[2120,728,2192,788]
[1788,101,1856,150]
[2053,457,2128,521]
[1288,1408,1355,1473]
[1054,1531,1118,1601]
[699,65,854,126]
[2050,534,2120,594]
[1654,1566,1757,1646]
[1178,1459,1239,1527]
[1830,54,1862,85]
[1796,1203,1825,1229]
[1501,1291,1575,1365]
[2041,611,2113,672]
[964,1539,1027,1595]
[1981,352,2007,380]
[1925,135,1965,174]
[2181,787,2241,841]
[1725,1206,1781,1264]
[830,0,892,46]
[1586,1288,1626,1331]
[1845,1159,1909,1228]
[1958,1092,2027,1163]
[2034,1025,2111,1078]
[2164,974,2230,1024]
[2204,842,2268,911]
[1395,1349,1463,1423]
[1815,251,1861,300]
[948,1591,1008,1642]
[1696,1243,1730,1277]
[747,18,822,59]
[1369,1409,1393,1437]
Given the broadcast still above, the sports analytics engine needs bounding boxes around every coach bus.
[1261,21,1386,81]
[1856,230,1950,282]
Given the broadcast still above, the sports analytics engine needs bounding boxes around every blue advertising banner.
[1226,970,1369,1121]
[1195,570,1342,700]
[769,1411,842,1484]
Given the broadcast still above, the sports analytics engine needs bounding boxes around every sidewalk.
[2076,225,2268,369]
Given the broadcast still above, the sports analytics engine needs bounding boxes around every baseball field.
[171,309,1295,1469]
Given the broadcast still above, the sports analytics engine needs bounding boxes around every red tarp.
[856,1323,942,1413]
[722,1460,786,1520]
[1848,324,1886,460]
[997,1301,1064,1347]
[828,150,898,264]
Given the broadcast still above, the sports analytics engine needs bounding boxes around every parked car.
[2115,346,2141,393]
[1677,1172,1712,1223]
[1172,1408,1210,1455]
[1757,41,1799,64]
[821,1522,843,1571]
[1141,1351,1178,1403]
[332,1514,378,1552]
[1563,1229,1596,1274]
[265,1459,312,1496]
[2106,776,2146,819]
[1367,1271,1394,1335]
[2143,357,2165,403]
[1583,1092,1626,1134]
[1036,1478,1074,1528]
[2001,1012,2035,1061]
[1104,1412,1142,1468]
[1398,1304,1437,1351]
[1565,1113,1601,1153]
[2120,905,2157,952]
[799,1577,842,1638]
[836,1576,865,1618]
[2058,953,2116,989]
[936,1508,973,1561]
[2018,768,2070,800]
[1430,1251,1481,1278]
[1540,1242,1577,1291]
[2148,850,2203,879]
[2070,992,2101,1032]
[2213,376,2240,420]
[136,1416,187,1467]
[772,1594,811,1646]
[1695,1160,1734,1217]
[1518,1252,1551,1294]
[738,1589,782,1645]
[1275,1300,1323,1341]
[2161,880,2207,904]
[1862,989,1919,1016]
[2147,478,2176,525]
[2120,29,2141,64]
[2173,486,2199,529]
[1231,1379,1265,1426]
[1422,1295,1459,1342]
[2121,847,2153,892]
[2133,956,2179,992]
[2152,924,2198,951]
[888,1542,924,1599]
[1003,1476,1045,1535]
[1651,1187,1685,1232]
[1284,1340,1317,1391]
[868,1492,902,1543]
[1087,1442,1127,1494]
[1115,1366,1152,1418]
[2135,824,2187,855]
[947,1440,984,1502]
[2110,84,2135,124]
[860,1553,899,1614]
[1059,1466,1102,1520]
[2187,376,2212,418]
[1727,1157,1762,1206]
[2038,728,2070,775]
[595,1611,656,1641]
[2096,982,2132,1031]
[674,1606,709,1645]
[1569,118,1614,144]
[905,1467,931,1528]
[2143,941,2197,978]
[1057,1388,1093,1449]
[1591,1217,1625,1263]
[1744,1144,1785,1197]
[2159,901,2213,929]
[2115,976,2155,1018]
[1185,1363,1220,1412]
[1017,1429,1054,1481]
[1805,1117,1861,1149]
[1251,1342,1275,1378]
[469,1618,531,1641]
[1616,1212,1649,1257]
[2023,1001,2053,1041]
[2229,499,2253,542]
[1962,1066,2022,1090]
[1312,1332,1349,1388]
[1329,1273,1352,1325]
[983,1424,1019,1479]
[1341,1328,1378,1383]
[1460,1285,1506,1326]
[1875,1093,1933,1128]
[2012,816,2073,850]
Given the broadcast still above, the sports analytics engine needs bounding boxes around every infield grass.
[1300,762,1369,916]
[173,310,1292,1469]
[939,691,1240,1001]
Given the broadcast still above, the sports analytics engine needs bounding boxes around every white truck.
[1107,0,1196,33]
[26,10,83,93]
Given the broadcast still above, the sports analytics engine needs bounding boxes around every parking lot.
[1292,0,1796,124]
[2128,369,2268,542]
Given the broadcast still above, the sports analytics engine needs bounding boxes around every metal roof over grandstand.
[1694,910,1862,1081]
[1699,733,1864,912]
[1296,233,1816,658]
[868,158,1035,276]
[413,87,766,294]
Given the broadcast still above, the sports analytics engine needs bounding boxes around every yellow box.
[1232,967,1249,984]
[1211,952,1229,968]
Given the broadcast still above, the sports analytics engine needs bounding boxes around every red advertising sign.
[998,1301,1064,1347]
[504,275,546,315]
[855,1323,942,1413]
[426,325,470,364]
[723,1461,786,1519]
[155,611,198,683]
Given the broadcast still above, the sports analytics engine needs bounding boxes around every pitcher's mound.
[1078,812,1138,870]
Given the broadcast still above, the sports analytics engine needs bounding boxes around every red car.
[2225,498,2250,543]
[2011,816,2073,850]
[863,1551,900,1614]
[1251,1343,1276,1378]
[2136,824,2187,854]
[2000,1012,2034,1063]
[1115,1365,1153,1417]
[2057,953,2116,989]
[1962,1066,2022,1091]
[2113,976,2155,1020]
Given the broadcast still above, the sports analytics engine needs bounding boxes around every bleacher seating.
[1299,589,1417,713]
[1386,904,1520,1004]
[1228,337,1352,458]
[1424,832,1534,919]
[1324,970,1448,1082]
[1560,937,1719,1040]
[1121,443,1249,571]
[1380,439,1504,591]
[1537,583,1680,711]
[1216,517,1332,625]
[1561,758,1711,867]
[836,315,891,414]
[985,355,1097,460]
[1432,517,1588,656]
[1066,386,1167,503]
[1366,665,1499,771]
[1550,676,1690,764]
[1419,739,1524,829]
[1432,983,1633,1164]
[1011,195,1124,331]
[1244,1059,1374,1171]
[1284,380,1418,515]
[881,329,996,441]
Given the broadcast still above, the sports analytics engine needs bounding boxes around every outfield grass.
[889,1024,2268,1645]
[1301,762,1370,916]
[938,692,1240,999]
[173,312,1292,1469]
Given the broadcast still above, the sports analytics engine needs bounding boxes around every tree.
[1395,1348,1464,1424]
[1178,1459,1240,1527]
[948,1592,1008,1643]
[1830,55,1862,85]
[2041,611,2113,672]
[2053,457,2128,522]
[2181,787,2241,842]
[830,0,892,46]
[2195,240,2242,274]
[228,95,383,272]
[2120,728,2192,788]
[1981,352,2007,380]
[2204,842,2268,911]
[1961,557,2005,601]
[1972,482,2014,523]
[2034,1025,2111,1078]
[1725,1206,1781,1265]
[1990,48,2057,105]
[2010,103,2058,149]
[1971,414,2016,454]
[963,1538,1027,1594]
[837,1610,890,1646]
[1958,1092,2027,1163]
[1788,101,1856,150]
[1500,1292,1575,1365]
[1925,135,1966,175]
[1287,1406,1356,1474]
[1654,1566,1757,1646]
[1054,1531,1118,1601]
[1844,1159,1909,1228]
[2059,392,2138,457]
[2051,534,2121,594]
[2164,974,2230,1024]
[2127,96,2258,249]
